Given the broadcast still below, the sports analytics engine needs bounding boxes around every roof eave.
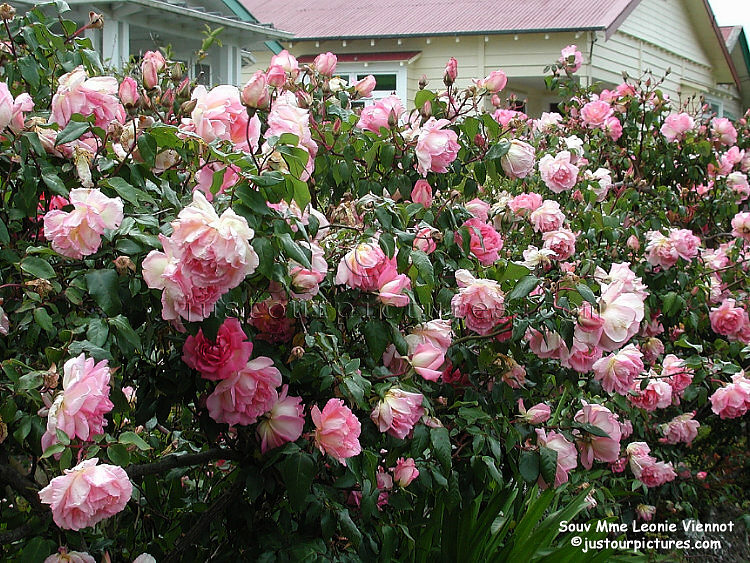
[602,0,642,40]
[288,27,606,42]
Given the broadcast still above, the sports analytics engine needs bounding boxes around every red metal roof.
[297,51,421,63]
[243,0,642,40]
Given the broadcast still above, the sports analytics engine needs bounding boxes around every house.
[16,0,292,86]
[721,25,750,114]
[240,0,748,118]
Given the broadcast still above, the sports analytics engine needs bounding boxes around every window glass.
[357,73,397,92]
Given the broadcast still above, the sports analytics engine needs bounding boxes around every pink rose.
[626,442,677,487]
[289,241,328,300]
[370,388,424,439]
[249,294,296,344]
[604,116,623,141]
[335,240,398,292]
[517,399,551,424]
[526,328,569,361]
[409,341,446,381]
[641,337,664,364]
[456,218,504,265]
[659,412,699,445]
[353,75,377,97]
[415,117,459,176]
[206,357,282,425]
[660,113,693,141]
[265,91,318,179]
[542,228,577,260]
[474,69,507,93]
[411,179,433,207]
[44,188,124,259]
[529,199,565,232]
[41,354,114,453]
[45,549,96,563]
[193,161,241,202]
[443,57,458,85]
[575,301,605,347]
[413,226,438,254]
[710,298,750,338]
[597,279,646,351]
[559,45,582,72]
[562,338,603,373]
[451,270,506,335]
[266,65,286,88]
[241,70,270,109]
[50,66,125,129]
[0,81,32,133]
[182,318,253,381]
[536,428,577,487]
[378,273,411,307]
[636,505,656,522]
[668,228,700,260]
[592,344,643,395]
[313,51,337,76]
[710,372,750,419]
[712,117,737,145]
[270,49,299,79]
[356,94,403,133]
[731,211,750,240]
[574,402,622,469]
[662,354,693,395]
[38,458,132,530]
[392,457,419,487]
[628,377,672,411]
[118,76,139,107]
[141,50,165,89]
[492,108,527,126]
[311,398,362,464]
[727,172,750,201]
[256,385,305,453]
[581,99,613,128]
[508,192,543,216]
[538,151,579,193]
[406,319,453,355]
[465,198,491,222]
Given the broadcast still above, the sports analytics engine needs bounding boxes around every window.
[337,62,407,106]
[194,63,211,86]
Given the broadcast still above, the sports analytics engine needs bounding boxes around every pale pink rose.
[0,304,9,336]
[712,117,737,145]
[392,457,419,486]
[596,262,648,300]
[659,412,699,445]
[562,338,603,373]
[38,458,132,531]
[538,151,579,193]
[710,372,750,419]
[194,161,241,202]
[645,231,678,269]
[270,49,299,79]
[585,167,613,201]
[335,240,398,292]
[183,85,259,153]
[406,319,453,354]
[592,344,643,395]
[289,241,328,300]
[311,398,362,464]
[492,108,526,126]
[641,337,664,364]
[473,69,507,93]
[502,358,527,388]
[413,226,438,254]
[668,229,700,260]
[581,99,613,128]
[660,113,693,141]
[456,218,503,265]
[521,245,555,269]
[628,377,673,411]
[313,52,337,76]
[0,81,13,131]
[604,116,623,141]
[525,328,569,361]
[182,318,253,381]
[534,112,563,133]
[264,91,318,178]
[443,57,458,84]
[597,279,646,351]
[559,45,582,72]
[517,399,550,424]
[378,273,411,307]
[141,50,165,89]
[41,354,113,453]
[508,192,543,215]
[415,117,459,176]
[249,294,296,344]
[411,179,433,207]
[43,188,124,259]
[451,270,506,335]
[206,357,282,425]
[44,549,96,563]
[536,428,577,487]
[0,81,34,133]
[710,298,749,338]
[357,94,403,133]
[241,70,270,109]
[118,76,138,107]
[256,385,305,453]
[574,402,622,469]
[662,354,693,395]
[529,199,565,232]
[409,341,446,381]
[50,66,125,129]
[266,65,286,88]
[731,211,750,240]
[370,388,424,439]
[353,75,377,97]
[132,555,157,563]
[542,228,577,260]
[636,505,656,522]
[620,419,633,439]
[638,459,677,487]
[267,199,330,240]
[465,198,491,222]
[575,301,605,347]
[626,441,652,458]
[727,172,750,201]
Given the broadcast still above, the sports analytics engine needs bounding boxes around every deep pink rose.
[38,458,132,530]
[206,357,282,425]
[311,398,362,464]
[443,57,458,84]
[249,294,297,344]
[662,354,693,395]
[628,378,672,411]
[710,298,749,339]
[356,94,403,133]
[370,388,424,439]
[456,218,504,265]
[660,113,694,141]
[182,318,253,381]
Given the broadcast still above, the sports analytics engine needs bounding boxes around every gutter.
[288,27,606,42]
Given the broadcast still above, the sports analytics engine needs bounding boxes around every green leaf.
[33,308,55,335]
[17,371,43,391]
[280,452,314,511]
[292,177,311,211]
[363,319,390,361]
[337,508,363,548]
[506,275,539,301]
[519,450,540,482]
[411,250,435,285]
[41,171,67,195]
[279,233,311,269]
[119,431,151,450]
[41,442,66,459]
[252,237,275,278]
[17,537,56,563]
[486,139,510,160]
[137,133,157,166]
[107,443,130,466]
[575,282,597,305]
[21,257,56,279]
[573,422,611,438]
[0,217,9,245]
[18,55,41,88]
[108,315,142,351]
[378,233,396,259]
[539,446,558,486]
[55,119,90,145]
[430,426,452,471]
[85,270,121,315]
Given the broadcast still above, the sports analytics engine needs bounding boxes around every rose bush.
[0,4,749,561]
